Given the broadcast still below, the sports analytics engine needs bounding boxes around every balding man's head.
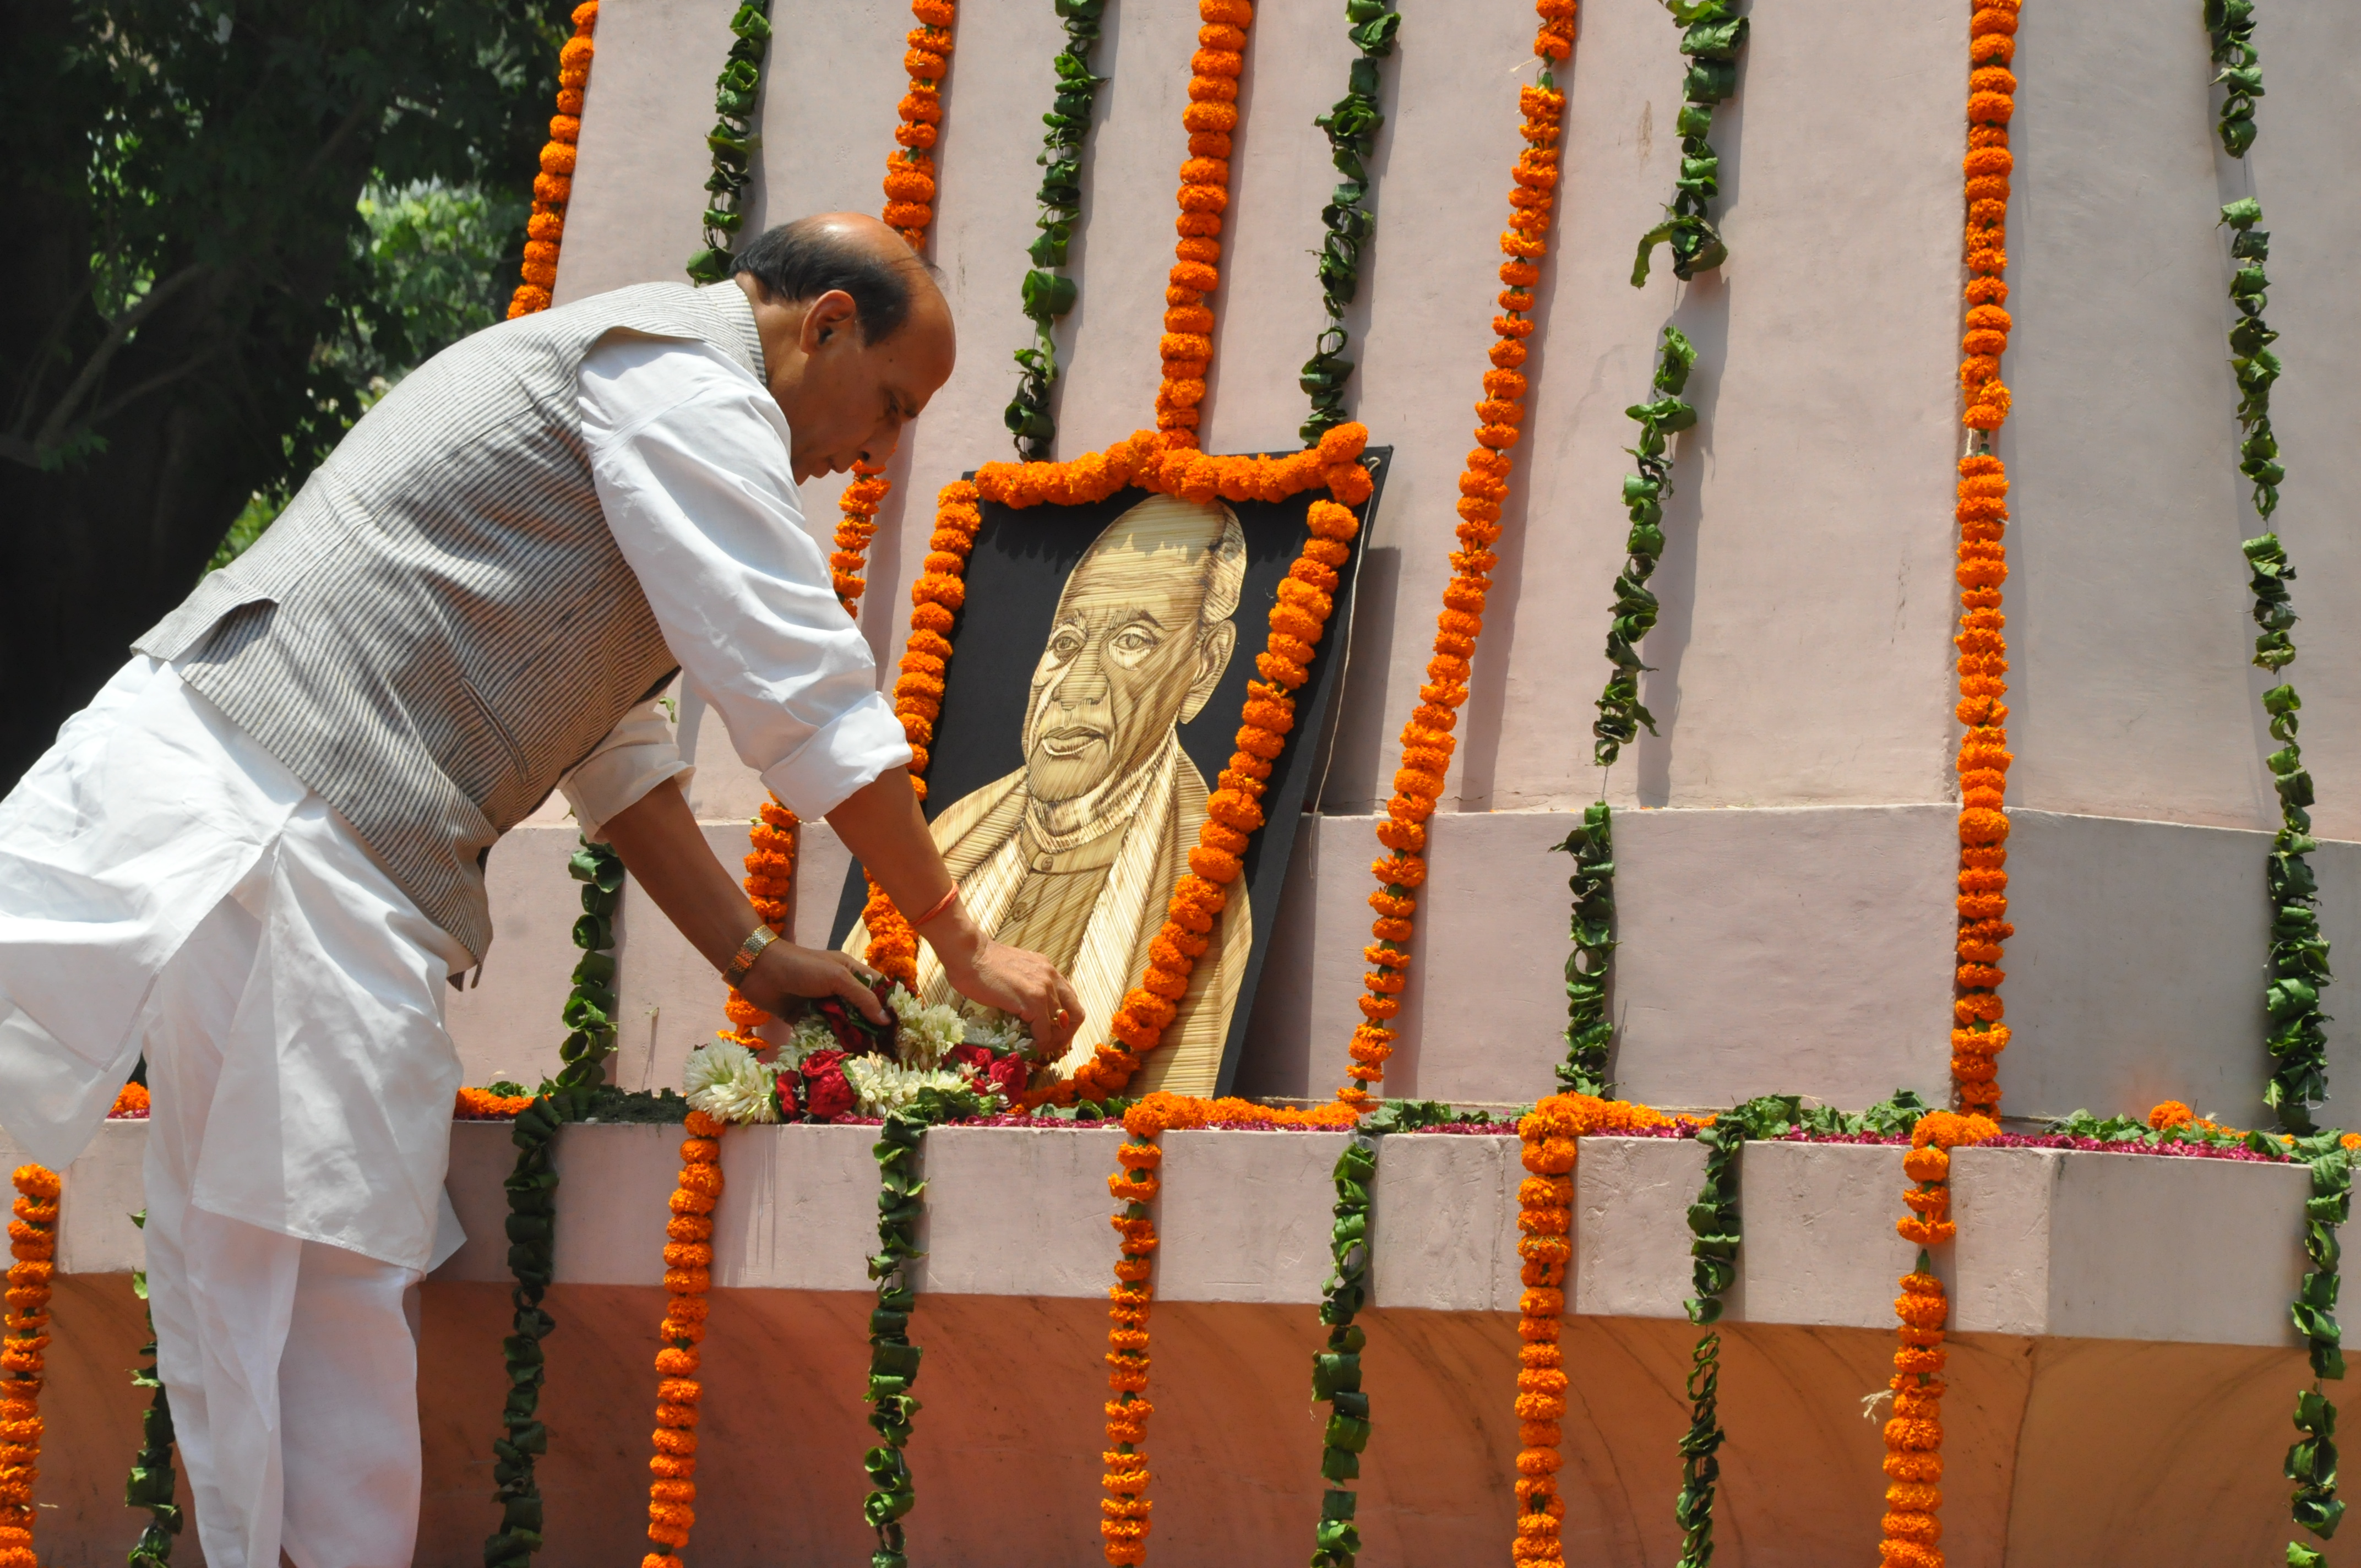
[733,213,956,481]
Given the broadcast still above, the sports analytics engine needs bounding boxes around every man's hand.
[933,937,1084,1057]
[741,941,890,1025]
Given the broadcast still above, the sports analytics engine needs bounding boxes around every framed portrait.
[833,449,1392,1097]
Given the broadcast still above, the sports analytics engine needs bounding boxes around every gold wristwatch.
[721,922,779,989]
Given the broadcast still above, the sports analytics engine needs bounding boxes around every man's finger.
[834,962,889,1023]
[1051,977,1083,1051]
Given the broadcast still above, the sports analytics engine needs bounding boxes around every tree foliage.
[1,0,559,784]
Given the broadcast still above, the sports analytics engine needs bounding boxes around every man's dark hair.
[732,218,937,344]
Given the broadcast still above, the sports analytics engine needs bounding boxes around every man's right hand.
[935,936,1084,1058]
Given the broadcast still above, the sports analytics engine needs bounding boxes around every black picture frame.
[831,447,1391,1096]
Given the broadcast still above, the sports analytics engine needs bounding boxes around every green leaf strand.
[1004,0,1114,459]
[123,1211,182,1567]
[1299,0,1403,445]
[556,837,625,1089]
[685,3,777,283]
[1305,1133,1380,1567]
[862,1086,990,1567]
[1553,803,1616,1096]
[1631,0,1748,288]
[1591,326,1696,766]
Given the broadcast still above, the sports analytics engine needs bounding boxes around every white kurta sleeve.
[557,697,693,840]
[578,333,912,819]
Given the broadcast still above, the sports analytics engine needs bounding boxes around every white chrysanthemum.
[844,1055,992,1117]
[888,984,967,1069]
[681,1042,780,1125]
[961,1011,1032,1058]
[780,1012,837,1068]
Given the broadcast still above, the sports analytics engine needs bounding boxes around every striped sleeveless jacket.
[137,281,766,962]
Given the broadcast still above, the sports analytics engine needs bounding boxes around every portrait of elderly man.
[845,492,1253,1093]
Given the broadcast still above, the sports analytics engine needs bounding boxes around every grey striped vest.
[137,281,768,963]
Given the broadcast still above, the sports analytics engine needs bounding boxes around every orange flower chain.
[824,0,962,614]
[640,1112,726,1568]
[1342,0,1574,1107]
[1101,1107,1163,1566]
[1949,0,2020,1118]
[1,1165,61,1568]
[1095,1095,1363,1565]
[511,1,598,318]
[1876,1111,1997,1568]
[858,476,986,990]
[1155,0,1255,447]
[1511,1093,1672,1568]
[718,799,799,1047]
[884,0,958,249]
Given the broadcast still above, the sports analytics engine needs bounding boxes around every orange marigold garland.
[1341,10,1571,1108]
[1155,0,1258,446]
[1,1164,61,1568]
[510,1,598,317]
[1509,1093,1669,1568]
[857,478,985,990]
[715,798,799,1049]
[1875,1111,1995,1568]
[1099,1099,1166,1565]
[640,1112,724,1568]
[1947,0,2019,1118]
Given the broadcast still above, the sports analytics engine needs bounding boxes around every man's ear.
[799,288,859,354]
[1179,619,1238,723]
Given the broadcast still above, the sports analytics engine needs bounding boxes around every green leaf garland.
[123,1212,181,1568]
[484,1085,588,1568]
[863,1086,990,1567]
[2205,0,2261,156]
[1591,326,1696,766]
[1298,0,1402,444]
[1553,803,1615,1096]
[1305,1133,1379,1567]
[1668,1097,1795,1566]
[1004,0,1113,460]
[557,838,624,1090]
[2206,44,2331,1134]
[686,2,777,284]
[1631,0,1748,287]
[2285,1130,2351,1564]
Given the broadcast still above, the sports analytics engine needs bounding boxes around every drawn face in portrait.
[844,493,1256,1091]
[1023,501,1243,819]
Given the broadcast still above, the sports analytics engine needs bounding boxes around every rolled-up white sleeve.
[558,698,693,840]
[578,333,911,819]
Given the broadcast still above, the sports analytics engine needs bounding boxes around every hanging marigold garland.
[824,0,964,687]
[510,2,599,318]
[639,1112,725,1568]
[1340,1,1573,1107]
[1509,1092,1669,1568]
[1,1164,60,1568]
[857,479,985,991]
[1873,1110,1995,1568]
[1946,0,2020,1119]
[1154,0,1258,448]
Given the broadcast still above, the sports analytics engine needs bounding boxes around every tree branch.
[26,263,210,456]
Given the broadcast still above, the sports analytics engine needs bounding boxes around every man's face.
[1023,514,1236,805]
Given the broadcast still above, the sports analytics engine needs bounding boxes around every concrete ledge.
[47,1123,2315,1355]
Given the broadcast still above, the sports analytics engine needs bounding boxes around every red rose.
[771,1069,801,1121]
[983,1054,1030,1103]
[945,1042,995,1075]
[799,1049,855,1121]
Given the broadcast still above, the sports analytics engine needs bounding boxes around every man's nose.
[1056,641,1110,706]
